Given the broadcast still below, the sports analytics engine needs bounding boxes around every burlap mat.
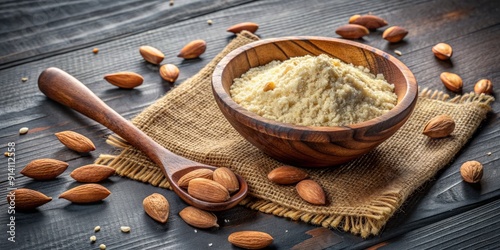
[95,31,494,238]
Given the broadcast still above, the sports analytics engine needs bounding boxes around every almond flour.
[230,54,397,127]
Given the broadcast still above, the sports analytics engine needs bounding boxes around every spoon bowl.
[38,67,248,211]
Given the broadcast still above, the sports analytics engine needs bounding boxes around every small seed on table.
[99,244,106,250]
[94,226,101,232]
[121,226,131,233]
[19,127,29,135]
[90,235,96,243]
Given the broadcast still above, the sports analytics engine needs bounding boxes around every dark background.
[0,0,499,249]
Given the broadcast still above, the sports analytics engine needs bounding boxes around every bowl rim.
[212,36,418,135]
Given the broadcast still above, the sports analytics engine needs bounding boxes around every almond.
[159,64,180,82]
[227,22,259,34]
[432,43,453,60]
[55,131,96,153]
[349,14,388,29]
[348,14,361,23]
[177,168,214,188]
[187,178,229,202]
[382,26,408,43]
[143,193,170,223]
[474,79,493,95]
[267,166,308,185]
[296,180,326,205]
[422,114,455,138]
[177,39,206,59]
[59,184,111,203]
[460,161,483,184]
[7,188,52,210]
[103,72,144,89]
[440,72,463,93]
[228,231,274,249]
[139,45,165,64]
[70,164,115,183]
[335,24,369,39]
[179,206,219,228]
[21,158,68,180]
[213,167,239,193]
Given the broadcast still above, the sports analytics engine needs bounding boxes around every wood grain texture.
[213,37,418,167]
[0,0,499,249]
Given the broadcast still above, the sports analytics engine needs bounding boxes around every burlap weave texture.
[96,31,494,237]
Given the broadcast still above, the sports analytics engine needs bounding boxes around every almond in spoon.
[213,167,239,193]
[187,178,229,202]
[177,168,214,188]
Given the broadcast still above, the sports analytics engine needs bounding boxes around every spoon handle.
[38,67,168,172]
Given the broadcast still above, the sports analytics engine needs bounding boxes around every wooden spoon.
[38,67,248,211]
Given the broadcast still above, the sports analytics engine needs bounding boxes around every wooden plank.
[0,0,255,69]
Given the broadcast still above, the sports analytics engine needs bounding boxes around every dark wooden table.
[1,0,499,249]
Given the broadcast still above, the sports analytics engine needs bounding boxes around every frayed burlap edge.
[95,88,494,238]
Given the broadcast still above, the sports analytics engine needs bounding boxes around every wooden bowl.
[212,37,418,167]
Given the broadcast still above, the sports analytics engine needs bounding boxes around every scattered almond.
[70,164,115,183]
[55,131,96,153]
[422,114,455,138]
[177,39,206,59]
[267,166,308,185]
[139,45,165,64]
[349,14,388,29]
[440,72,463,93]
[296,180,326,205]
[21,158,69,180]
[187,178,230,202]
[335,24,369,39]
[6,188,52,210]
[227,22,259,34]
[432,43,453,60]
[460,161,483,183]
[213,167,239,193]
[159,64,180,82]
[143,193,170,223]
[228,231,274,249]
[104,72,144,89]
[59,184,111,203]
[382,26,408,43]
[178,168,214,188]
[474,79,493,95]
[179,206,219,228]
